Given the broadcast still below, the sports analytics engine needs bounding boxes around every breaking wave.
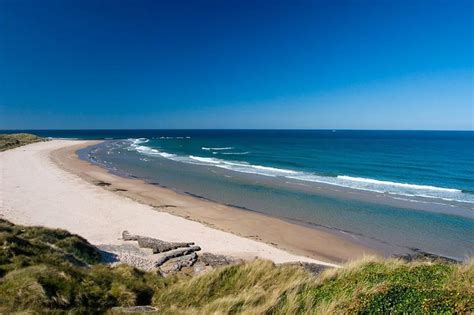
[127,139,473,204]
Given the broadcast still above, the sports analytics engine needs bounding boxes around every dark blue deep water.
[7,130,474,259]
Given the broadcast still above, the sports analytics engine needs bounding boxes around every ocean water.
[9,130,474,259]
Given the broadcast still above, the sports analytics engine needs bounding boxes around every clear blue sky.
[0,0,472,130]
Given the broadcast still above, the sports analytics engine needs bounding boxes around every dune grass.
[268,257,473,314]
[0,219,472,314]
[0,219,168,313]
[152,260,311,314]
[0,133,43,151]
[152,257,473,314]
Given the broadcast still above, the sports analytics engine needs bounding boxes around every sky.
[0,0,472,130]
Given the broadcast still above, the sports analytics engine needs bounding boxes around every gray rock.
[198,252,241,267]
[122,230,139,241]
[171,252,198,271]
[154,245,201,267]
[122,231,194,253]
[136,236,194,254]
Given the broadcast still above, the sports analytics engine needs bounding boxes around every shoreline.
[1,140,343,266]
[51,140,378,263]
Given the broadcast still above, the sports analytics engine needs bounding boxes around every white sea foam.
[128,138,176,159]
[126,139,474,204]
[250,165,298,174]
[128,138,149,145]
[187,156,297,176]
[285,173,472,204]
[202,147,234,151]
[137,147,176,159]
[158,152,176,158]
[189,156,221,164]
[337,176,461,193]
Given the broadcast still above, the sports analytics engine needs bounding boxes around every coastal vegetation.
[0,219,472,314]
[0,133,43,151]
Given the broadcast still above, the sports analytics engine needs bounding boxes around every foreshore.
[0,140,377,265]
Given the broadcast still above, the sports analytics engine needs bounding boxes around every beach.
[0,140,376,266]
[71,131,473,260]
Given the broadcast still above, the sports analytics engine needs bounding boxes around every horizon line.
[1,128,473,132]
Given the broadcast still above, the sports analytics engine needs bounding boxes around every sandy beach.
[0,140,376,266]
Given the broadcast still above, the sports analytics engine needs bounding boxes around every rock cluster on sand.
[115,230,240,275]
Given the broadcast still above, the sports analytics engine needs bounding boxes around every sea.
[7,129,473,260]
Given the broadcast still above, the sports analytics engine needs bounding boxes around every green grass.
[268,257,473,314]
[0,133,43,151]
[0,219,472,314]
[0,219,168,314]
[152,257,473,314]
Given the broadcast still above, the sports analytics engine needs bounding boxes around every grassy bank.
[0,133,43,151]
[0,219,472,314]
[154,258,473,314]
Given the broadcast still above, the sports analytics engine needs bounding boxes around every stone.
[198,252,240,267]
[122,231,194,253]
[122,230,139,241]
[136,236,194,253]
[154,245,201,267]
[171,252,198,271]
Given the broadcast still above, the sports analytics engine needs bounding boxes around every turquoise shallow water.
[123,130,474,204]
[7,130,473,259]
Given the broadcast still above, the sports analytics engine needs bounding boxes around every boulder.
[154,245,201,267]
[171,252,198,271]
[122,231,194,253]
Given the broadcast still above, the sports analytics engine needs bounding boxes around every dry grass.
[152,260,311,314]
